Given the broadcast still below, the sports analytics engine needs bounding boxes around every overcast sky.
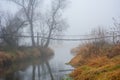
[64,0,120,35]
[1,0,120,35]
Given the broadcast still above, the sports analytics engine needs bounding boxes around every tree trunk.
[44,29,52,48]
[30,21,35,46]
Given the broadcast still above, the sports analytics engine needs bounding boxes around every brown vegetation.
[0,47,54,68]
[107,44,120,58]
[69,42,120,80]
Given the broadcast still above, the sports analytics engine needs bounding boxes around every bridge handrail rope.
[0,34,119,41]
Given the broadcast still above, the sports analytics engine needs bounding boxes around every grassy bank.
[0,47,54,68]
[69,43,120,80]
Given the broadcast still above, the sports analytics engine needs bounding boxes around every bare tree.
[39,20,48,47]
[0,12,25,49]
[9,0,40,46]
[112,18,120,33]
[112,18,120,43]
[91,27,107,45]
[40,0,68,47]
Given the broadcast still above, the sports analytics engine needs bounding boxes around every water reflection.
[0,51,69,80]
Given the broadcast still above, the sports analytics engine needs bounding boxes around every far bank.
[0,46,54,69]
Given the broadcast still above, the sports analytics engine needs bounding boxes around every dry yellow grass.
[70,57,120,80]
[0,47,54,67]
[69,43,120,80]
[0,50,33,65]
[69,55,83,67]
[87,56,109,67]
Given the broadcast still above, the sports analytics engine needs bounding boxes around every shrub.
[107,44,120,58]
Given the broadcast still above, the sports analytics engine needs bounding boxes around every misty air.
[0,0,120,80]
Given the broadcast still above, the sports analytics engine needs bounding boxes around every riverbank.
[0,47,54,68]
[69,43,120,80]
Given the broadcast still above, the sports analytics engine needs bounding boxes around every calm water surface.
[0,42,79,80]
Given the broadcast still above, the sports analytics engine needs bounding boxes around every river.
[0,42,79,80]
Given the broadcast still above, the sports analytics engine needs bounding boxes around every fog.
[0,0,120,80]
[63,0,120,35]
[1,0,120,35]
